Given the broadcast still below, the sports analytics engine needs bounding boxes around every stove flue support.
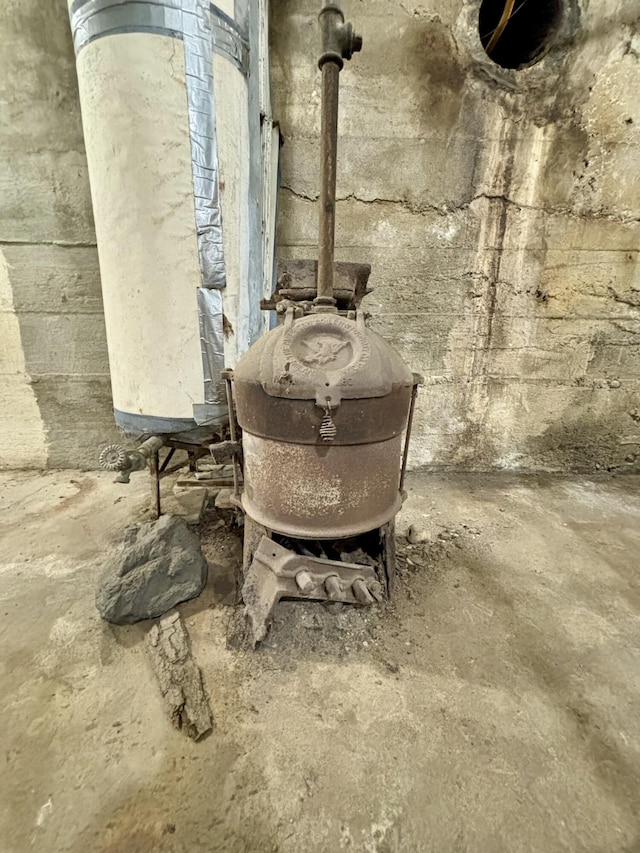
[315,2,362,312]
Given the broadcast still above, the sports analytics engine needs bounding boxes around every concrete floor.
[2,470,640,852]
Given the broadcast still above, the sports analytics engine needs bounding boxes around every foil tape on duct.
[210,4,249,75]
[183,1,226,293]
[195,288,228,423]
[69,0,228,415]
[69,0,184,49]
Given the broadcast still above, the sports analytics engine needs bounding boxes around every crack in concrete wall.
[0,240,98,249]
[281,185,640,228]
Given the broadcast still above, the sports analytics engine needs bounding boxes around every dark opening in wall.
[479,0,563,69]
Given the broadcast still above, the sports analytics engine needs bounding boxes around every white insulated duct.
[68,0,277,436]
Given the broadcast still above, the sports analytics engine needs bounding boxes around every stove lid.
[257,310,412,407]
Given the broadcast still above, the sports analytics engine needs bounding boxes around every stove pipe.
[315,2,362,311]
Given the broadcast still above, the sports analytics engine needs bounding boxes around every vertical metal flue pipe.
[315,2,362,311]
[316,60,340,308]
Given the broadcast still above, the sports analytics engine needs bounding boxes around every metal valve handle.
[98,436,164,483]
[99,444,128,471]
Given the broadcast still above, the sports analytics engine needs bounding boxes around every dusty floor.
[1,470,640,852]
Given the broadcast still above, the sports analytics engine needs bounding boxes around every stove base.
[239,515,396,646]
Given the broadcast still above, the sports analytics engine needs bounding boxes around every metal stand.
[148,435,226,519]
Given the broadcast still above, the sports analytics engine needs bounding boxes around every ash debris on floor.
[236,524,481,666]
[3,470,640,853]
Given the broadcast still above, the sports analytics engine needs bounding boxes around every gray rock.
[406,524,430,545]
[96,515,208,624]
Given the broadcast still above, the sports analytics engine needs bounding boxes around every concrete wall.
[0,0,120,469]
[271,0,640,472]
[1,0,639,472]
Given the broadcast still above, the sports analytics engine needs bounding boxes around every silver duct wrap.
[183,1,226,292]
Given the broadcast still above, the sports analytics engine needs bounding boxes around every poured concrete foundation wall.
[1,0,639,471]
[0,0,120,469]
[271,0,640,472]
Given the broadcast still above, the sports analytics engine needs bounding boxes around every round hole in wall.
[478,0,563,69]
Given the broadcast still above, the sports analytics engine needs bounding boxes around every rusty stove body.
[225,1,420,644]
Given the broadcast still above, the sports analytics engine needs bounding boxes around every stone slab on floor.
[96,515,208,625]
[1,469,640,852]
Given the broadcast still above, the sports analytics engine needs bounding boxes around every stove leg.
[149,450,161,519]
[381,519,396,598]
[226,515,271,650]
[241,515,269,604]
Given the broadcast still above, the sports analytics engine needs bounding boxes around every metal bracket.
[242,536,383,645]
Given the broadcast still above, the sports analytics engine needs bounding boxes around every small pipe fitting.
[318,2,362,70]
